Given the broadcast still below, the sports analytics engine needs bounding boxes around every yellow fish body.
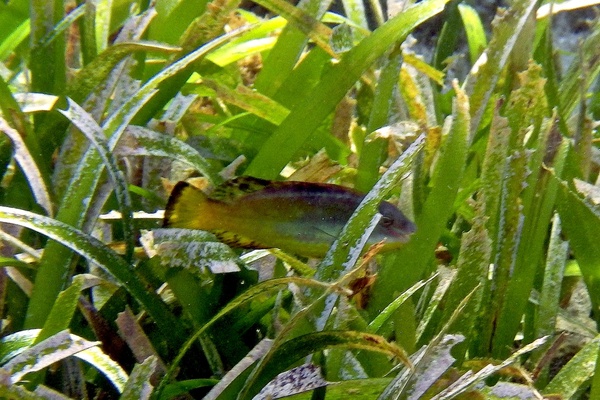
[163,177,415,257]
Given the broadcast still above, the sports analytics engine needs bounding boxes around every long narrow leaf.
[245,0,450,178]
[117,126,219,183]
[59,99,135,260]
[462,0,538,133]
[4,330,98,383]
[370,82,470,312]
[0,206,183,342]
[0,117,52,216]
[553,174,600,318]
[27,25,253,329]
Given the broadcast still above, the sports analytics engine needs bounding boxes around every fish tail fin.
[163,181,210,229]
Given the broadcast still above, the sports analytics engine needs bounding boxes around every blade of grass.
[30,0,66,95]
[0,76,51,195]
[59,99,135,260]
[25,26,252,329]
[543,334,600,397]
[355,49,402,192]
[240,331,410,400]
[0,19,29,61]
[553,173,600,327]
[155,276,337,398]
[245,0,450,179]
[4,330,98,383]
[117,126,219,183]
[0,117,53,217]
[531,213,568,373]
[120,356,157,400]
[458,3,486,65]
[438,198,490,353]
[341,0,369,30]
[492,123,564,358]
[368,273,438,333]
[34,277,84,344]
[0,206,185,343]
[462,0,538,134]
[369,81,470,314]
[253,0,334,98]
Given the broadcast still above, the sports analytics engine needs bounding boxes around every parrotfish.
[163,176,415,257]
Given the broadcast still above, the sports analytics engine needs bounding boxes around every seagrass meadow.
[1,0,600,398]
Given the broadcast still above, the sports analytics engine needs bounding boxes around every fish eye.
[381,216,393,227]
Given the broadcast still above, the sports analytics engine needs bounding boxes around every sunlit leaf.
[3,330,98,383]
[246,0,450,178]
[544,334,600,397]
[0,117,52,216]
[0,206,183,341]
[120,356,157,400]
[458,3,486,65]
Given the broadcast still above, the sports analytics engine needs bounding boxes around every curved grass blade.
[543,334,600,398]
[203,339,274,400]
[38,4,84,48]
[368,273,438,333]
[27,25,253,329]
[255,363,329,400]
[369,82,470,313]
[380,334,464,400]
[431,336,548,399]
[120,356,157,400]
[553,173,600,320]
[59,98,134,260]
[143,229,241,274]
[4,330,98,383]
[206,37,277,66]
[0,328,128,393]
[458,3,486,65]
[75,346,129,393]
[118,126,219,183]
[246,0,450,179]
[0,19,29,61]
[67,41,180,103]
[0,330,40,365]
[252,0,335,57]
[0,117,53,217]
[155,276,336,398]
[0,206,184,342]
[0,257,34,271]
[202,80,290,126]
[240,331,411,400]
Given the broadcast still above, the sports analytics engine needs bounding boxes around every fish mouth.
[385,220,417,243]
[390,232,412,243]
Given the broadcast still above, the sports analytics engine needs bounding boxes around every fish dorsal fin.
[210,176,273,202]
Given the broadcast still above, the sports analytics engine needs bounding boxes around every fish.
[163,176,416,257]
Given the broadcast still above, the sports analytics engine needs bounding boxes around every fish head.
[371,201,416,244]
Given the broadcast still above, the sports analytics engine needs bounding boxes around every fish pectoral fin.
[311,226,338,240]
